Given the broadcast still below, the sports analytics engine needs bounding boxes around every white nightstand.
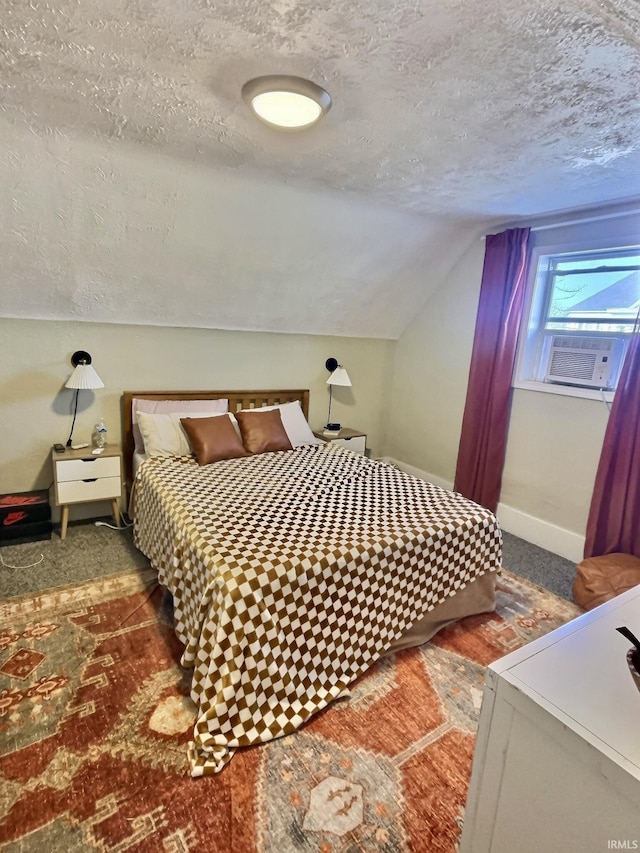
[52,444,123,539]
[312,428,367,456]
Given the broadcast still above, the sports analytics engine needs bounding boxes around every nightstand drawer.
[332,435,366,454]
[55,455,121,482]
[57,476,122,505]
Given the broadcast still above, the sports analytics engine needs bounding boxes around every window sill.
[513,379,615,404]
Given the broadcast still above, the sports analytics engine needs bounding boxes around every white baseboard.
[495,504,584,564]
[380,456,584,564]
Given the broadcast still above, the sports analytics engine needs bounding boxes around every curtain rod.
[530,207,640,232]
[482,204,640,239]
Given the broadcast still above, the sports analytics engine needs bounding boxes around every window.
[516,245,640,397]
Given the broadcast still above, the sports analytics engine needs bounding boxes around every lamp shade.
[326,366,352,387]
[65,363,104,390]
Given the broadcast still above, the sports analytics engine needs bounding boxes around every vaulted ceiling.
[1,0,639,337]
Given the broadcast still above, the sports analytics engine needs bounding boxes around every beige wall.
[383,238,483,479]
[500,388,606,535]
[385,216,638,558]
[0,317,393,519]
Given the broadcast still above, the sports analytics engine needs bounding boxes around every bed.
[123,389,502,775]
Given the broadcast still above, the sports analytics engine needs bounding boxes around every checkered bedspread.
[133,443,501,775]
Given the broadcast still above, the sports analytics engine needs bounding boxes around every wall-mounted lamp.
[325,357,352,431]
[242,75,332,131]
[64,350,104,446]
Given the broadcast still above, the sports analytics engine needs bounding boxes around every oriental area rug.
[0,568,580,853]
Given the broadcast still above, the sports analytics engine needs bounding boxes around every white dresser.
[460,583,640,853]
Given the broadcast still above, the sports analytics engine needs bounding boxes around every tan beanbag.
[573,553,640,611]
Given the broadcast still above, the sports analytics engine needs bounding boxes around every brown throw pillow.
[235,408,293,455]
[180,415,249,465]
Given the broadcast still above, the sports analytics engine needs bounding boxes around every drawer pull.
[82,478,98,483]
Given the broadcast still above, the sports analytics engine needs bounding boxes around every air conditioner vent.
[550,336,613,352]
[545,337,616,388]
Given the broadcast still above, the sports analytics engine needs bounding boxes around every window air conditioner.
[545,336,615,388]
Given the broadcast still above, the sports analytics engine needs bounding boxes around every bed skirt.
[387,570,497,654]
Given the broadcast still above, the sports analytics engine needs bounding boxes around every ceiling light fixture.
[242,75,332,131]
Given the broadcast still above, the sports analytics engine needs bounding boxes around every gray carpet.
[0,518,578,603]
[0,518,148,598]
[501,530,576,601]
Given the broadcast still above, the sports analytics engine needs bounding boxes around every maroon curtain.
[453,228,531,512]
[584,309,640,558]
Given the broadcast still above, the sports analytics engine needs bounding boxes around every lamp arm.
[326,384,333,427]
[66,389,79,447]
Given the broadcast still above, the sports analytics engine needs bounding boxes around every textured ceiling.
[1,0,640,337]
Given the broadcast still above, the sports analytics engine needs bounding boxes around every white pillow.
[137,411,229,457]
[240,401,321,448]
[132,398,228,453]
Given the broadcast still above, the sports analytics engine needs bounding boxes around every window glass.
[546,252,640,332]
[516,246,640,395]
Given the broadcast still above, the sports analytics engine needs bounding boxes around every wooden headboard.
[121,389,310,490]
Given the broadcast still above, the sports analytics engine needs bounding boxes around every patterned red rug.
[0,568,580,852]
